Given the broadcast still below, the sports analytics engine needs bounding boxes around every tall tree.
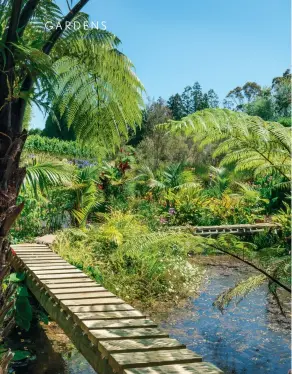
[192,81,204,111]
[0,0,143,273]
[181,85,194,115]
[272,69,291,119]
[207,89,220,108]
[167,93,184,120]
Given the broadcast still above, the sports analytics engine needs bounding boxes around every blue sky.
[31,0,290,128]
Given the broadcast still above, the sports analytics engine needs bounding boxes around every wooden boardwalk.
[10,243,223,374]
[192,223,280,236]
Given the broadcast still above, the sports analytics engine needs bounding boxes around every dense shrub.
[53,212,204,306]
[25,135,98,160]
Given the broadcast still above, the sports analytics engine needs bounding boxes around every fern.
[1,2,144,150]
[162,109,291,184]
[214,274,267,312]
[21,153,74,198]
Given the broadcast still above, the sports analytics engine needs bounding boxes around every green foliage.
[3,273,33,332]
[8,273,25,283]
[12,350,31,362]
[223,70,291,123]
[15,295,33,331]
[1,2,144,150]
[25,135,98,159]
[167,82,219,120]
[53,211,204,305]
[68,166,104,226]
[22,153,74,198]
[163,109,291,186]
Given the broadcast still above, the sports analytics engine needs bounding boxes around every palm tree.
[0,0,143,268]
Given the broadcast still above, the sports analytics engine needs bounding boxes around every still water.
[15,265,291,374]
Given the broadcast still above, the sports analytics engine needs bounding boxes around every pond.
[12,259,291,374]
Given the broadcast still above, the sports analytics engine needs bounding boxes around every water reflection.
[159,268,291,374]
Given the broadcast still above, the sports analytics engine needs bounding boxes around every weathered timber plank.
[56,291,115,299]
[79,311,146,321]
[24,260,68,265]
[73,304,135,314]
[123,362,223,374]
[46,282,100,289]
[53,287,106,294]
[90,328,168,342]
[37,273,89,279]
[61,298,124,306]
[99,338,185,358]
[29,265,77,271]
[13,249,53,253]
[74,308,141,318]
[33,269,83,275]
[109,349,202,371]
[43,278,94,284]
[82,319,157,331]
[17,254,61,258]
[18,256,62,261]
[12,244,49,248]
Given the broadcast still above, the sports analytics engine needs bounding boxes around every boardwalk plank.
[90,327,168,341]
[46,282,100,289]
[56,291,115,299]
[82,319,157,331]
[77,311,145,320]
[109,349,202,371]
[73,304,135,314]
[123,362,223,374]
[13,249,52,253]
[17,254,61,258]
[38,273,88,279]
[53,287,106,294]
[34,269,82,275]
[99,338,185,357]
[12,244,49,248]
[29,265,76,271]
[61,298,124,306]
[17,256,62,260]
[43,278,93,284]
[24,260,68,265]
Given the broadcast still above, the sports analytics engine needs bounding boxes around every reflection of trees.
[266,292,291,330]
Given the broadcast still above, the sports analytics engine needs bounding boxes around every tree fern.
[1,2,144,150]
[21,153,74,197]
[162,109,291,184]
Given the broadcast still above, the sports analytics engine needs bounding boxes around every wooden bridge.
[9,243,223,374]
[192,223,280,236]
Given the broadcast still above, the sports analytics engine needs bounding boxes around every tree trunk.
[0,129,27,270]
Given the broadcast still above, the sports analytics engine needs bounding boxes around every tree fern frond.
[161,109,290,183]
[213,274,267,312]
